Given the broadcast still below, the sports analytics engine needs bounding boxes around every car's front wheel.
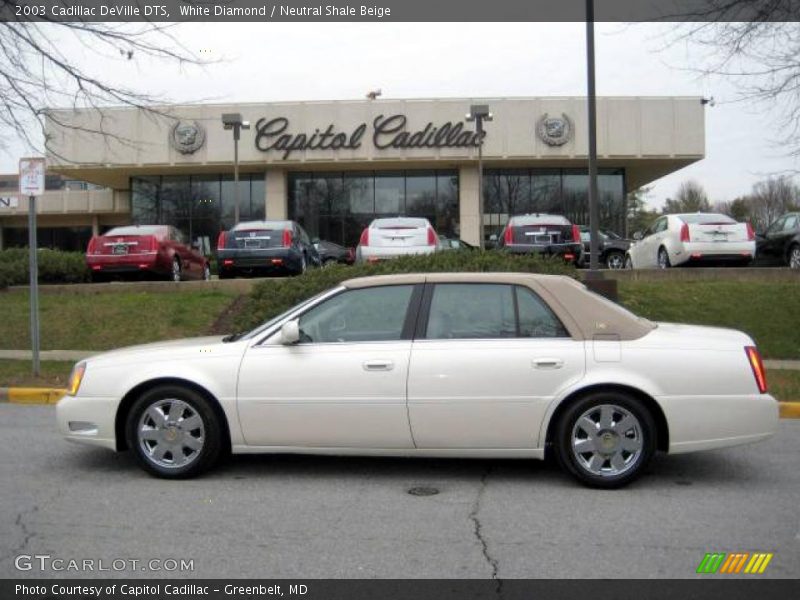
[605,251,625,270]
[171,257,182,282]
[554,391,656,488]
[126,385,223,478]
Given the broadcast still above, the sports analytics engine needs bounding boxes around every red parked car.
[86,225,210,282]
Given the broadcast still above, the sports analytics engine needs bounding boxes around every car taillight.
[746,223,755,241]
[282,230,292,248]
[571,224,580,242]
[504,226,514,244]
[359,228,370,246]
[86,237,97,254]
[680,223,690,242]
[216,232,226,249]
[427,227,437,246]
[745,346,767,394]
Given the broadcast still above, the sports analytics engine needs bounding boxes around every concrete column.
[459,164,480,246]
[265,169,287,220]
[91,215,100,236]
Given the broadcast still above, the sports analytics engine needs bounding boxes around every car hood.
[86,336,232,364]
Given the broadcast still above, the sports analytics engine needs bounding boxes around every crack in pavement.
[0,504,39,566]
[469,465,502,591]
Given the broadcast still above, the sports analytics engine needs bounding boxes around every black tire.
[657,247,671,269]
[170,256,182,282]
[553,391,656,489]
[294,253,308,276]
[125,385,223,479]
[788,244,800,269]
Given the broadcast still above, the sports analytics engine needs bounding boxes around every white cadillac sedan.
[626,213,756,269]
[57,273,778,488]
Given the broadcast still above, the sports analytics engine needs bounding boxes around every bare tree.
[663,180,712,213]
[748,175,800,228]
[0,1,205,162]
[662,2,800,159]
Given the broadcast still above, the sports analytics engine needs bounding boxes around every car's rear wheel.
[126,385,222,479]
[789,244,800,269]
[605,251,625,270]
[554,391,656,488]
[296,253,307,275]
[657,247,671,269]
[171,257,182,282]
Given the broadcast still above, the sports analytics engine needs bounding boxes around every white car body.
[57,273,777,485]
[627,213,756,268]
[356,217,438,263]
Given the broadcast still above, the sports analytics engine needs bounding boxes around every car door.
[236,284,421,448]
[759,216,784,259]
[171,227,201,278]
[778,215,799,259]
[637,217,666,268]
[406,283,585,449]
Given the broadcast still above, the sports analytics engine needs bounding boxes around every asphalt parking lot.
[1,404,798,579]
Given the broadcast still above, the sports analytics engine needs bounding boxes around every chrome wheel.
[606,252,624,270]
[790,246,800,269]
[570,404,643,478]
[172,258,181,282]
[203,264,211,281]
[657,248,670,269]
[137,399,205,469]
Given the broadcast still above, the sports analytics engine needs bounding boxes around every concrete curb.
[2,387,800,418]
[0,387,66,404]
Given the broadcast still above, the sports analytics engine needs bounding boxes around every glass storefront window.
[130,173,266,251]
[288,170,459,247]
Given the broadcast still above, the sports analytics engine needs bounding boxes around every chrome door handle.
[363,360,394,372]
[532,358,564,369]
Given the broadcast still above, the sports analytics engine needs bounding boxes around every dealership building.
[0,96,705,251]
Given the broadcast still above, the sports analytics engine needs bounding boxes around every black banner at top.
[1,0,799,22]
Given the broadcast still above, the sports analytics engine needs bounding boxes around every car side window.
[426,284,516,339]
[767,217,785,234]
[516,286,569,338]
[654,218,667,234]
[298,285,414,343]
[298,226,310,244]
[783,215,798,232]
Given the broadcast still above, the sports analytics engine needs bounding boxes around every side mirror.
[279,320,300,345]
[632,231,643,241]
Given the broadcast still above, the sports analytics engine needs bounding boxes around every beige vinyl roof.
[342,272,655,341]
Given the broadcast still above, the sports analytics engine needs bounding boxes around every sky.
[1,22,797,209]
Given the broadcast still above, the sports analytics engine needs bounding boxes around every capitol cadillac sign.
[253,114,487,159]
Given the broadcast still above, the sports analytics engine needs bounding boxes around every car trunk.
[685,221,750,243]
[229,229,288,250]
[89,234,157,256]
[371,225,431,248]
[512,223,575,245]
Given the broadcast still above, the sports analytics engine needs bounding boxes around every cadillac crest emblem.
[170,120,206,154]
[536,113,573,146]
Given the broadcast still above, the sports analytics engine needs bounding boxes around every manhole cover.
[407,486,440,497]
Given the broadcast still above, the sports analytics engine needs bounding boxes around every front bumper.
[662,393,778,454]
[56,394,120,451]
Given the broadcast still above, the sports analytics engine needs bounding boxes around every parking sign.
[19,157,46,196]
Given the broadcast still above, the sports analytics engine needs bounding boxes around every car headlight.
[66,362,87,396]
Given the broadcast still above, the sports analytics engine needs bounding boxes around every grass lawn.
[618,281,800,359]
[0,290,239,351]
[1,359,798,404]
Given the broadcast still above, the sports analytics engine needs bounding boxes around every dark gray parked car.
[216,220,320,278]
[577,226,631,269]
[756,213,800,269]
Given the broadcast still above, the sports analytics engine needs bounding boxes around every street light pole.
[27,194,39,376]
[586,0,601,272]
[222,113,250,226]
[466,104,492,249]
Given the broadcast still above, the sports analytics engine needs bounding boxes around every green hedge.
[0,248,90,288]
[233,250,577,331]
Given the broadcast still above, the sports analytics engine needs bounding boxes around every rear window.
[372,218,429,229]
[678,214,736,225]
[104,226,165,236]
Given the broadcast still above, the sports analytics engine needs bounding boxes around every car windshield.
[232,288,342,342]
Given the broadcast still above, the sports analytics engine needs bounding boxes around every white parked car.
[57,273,777,488]
[356,217,438,263]
[626,213,756,269]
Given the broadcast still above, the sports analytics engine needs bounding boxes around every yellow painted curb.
[8,388,66,405]
[779,402,800,419]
